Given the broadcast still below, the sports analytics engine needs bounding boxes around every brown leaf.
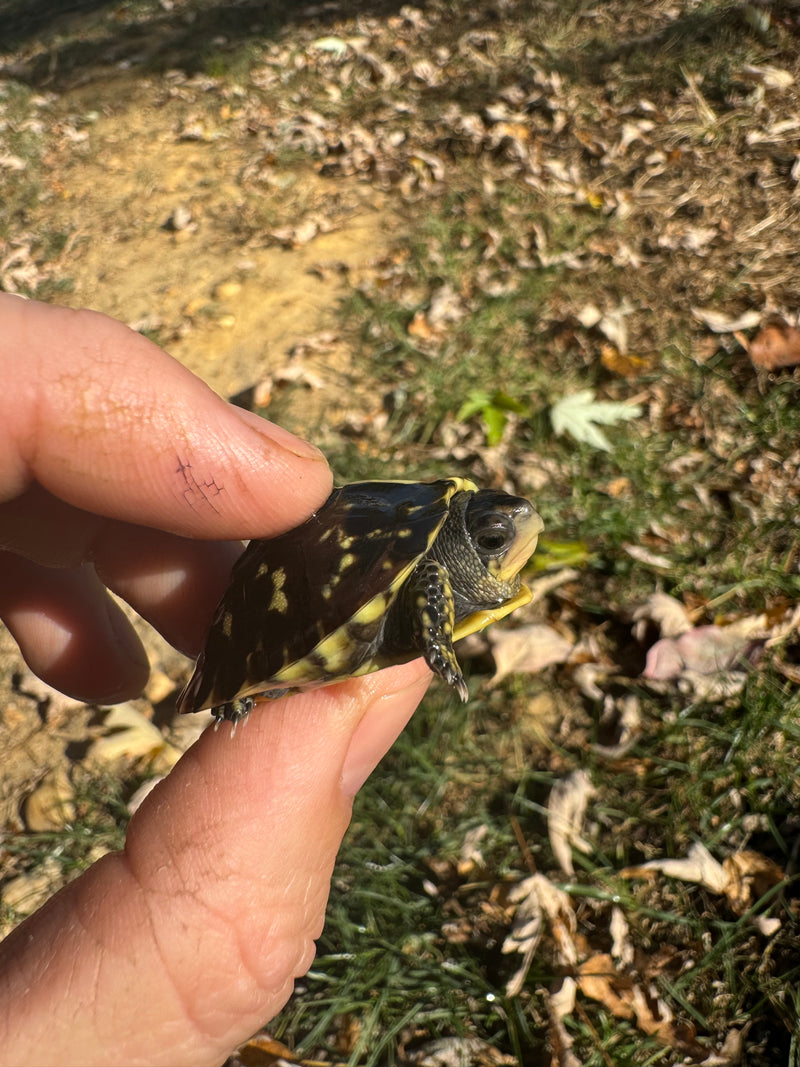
[722,851,784,914]
[233,1031,302,1064]
[578,955,706,1058]
[577,954,634,1019]
[407,310,436,340]
[488,623,573,686]
[23,767,75,832]
[600,345,654,378]
[748,323,800,370]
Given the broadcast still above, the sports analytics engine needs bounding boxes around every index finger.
[0,295,332,540]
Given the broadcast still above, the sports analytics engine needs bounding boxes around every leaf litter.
[2,0,800,1063]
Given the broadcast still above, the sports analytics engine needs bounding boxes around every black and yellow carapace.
[178,478,543,725]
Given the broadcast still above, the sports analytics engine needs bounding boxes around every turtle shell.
[178,478,473,716]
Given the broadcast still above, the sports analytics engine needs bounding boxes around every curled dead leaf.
[487,623,574,686]
[578,953,706,1058]
[545,978,581,1067]
[600,345,653,378]
[90,703,182,770]
[643,621,765,681]
[402,1036,515,1066]
[621,840,728,893]
[632,591,693,640]
[23,767,75,832]
[691,307,761,333]
[748,322,800,370]
[578,953,634,1019]
[622,842,784,922]
[721,851,784,915]
[547,769,596,876]
[502,873,577,996]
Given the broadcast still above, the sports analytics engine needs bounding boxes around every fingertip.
[1,296,333,540]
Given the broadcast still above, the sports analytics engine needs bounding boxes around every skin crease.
[0,295,432,1066]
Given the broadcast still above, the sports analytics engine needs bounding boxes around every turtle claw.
[212,696,255,732]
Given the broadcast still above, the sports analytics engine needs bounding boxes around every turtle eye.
[472,515,515,559]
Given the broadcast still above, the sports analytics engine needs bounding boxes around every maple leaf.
[550,389,642,452]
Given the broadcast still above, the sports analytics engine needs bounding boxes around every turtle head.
[430,487,543,629]
[465,490,544,583]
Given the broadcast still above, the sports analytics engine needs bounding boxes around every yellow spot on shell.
[338,552,356,572]
[269,567,288,613]
[270,590,288,613]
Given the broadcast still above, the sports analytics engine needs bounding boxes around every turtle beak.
[495,502,544,582]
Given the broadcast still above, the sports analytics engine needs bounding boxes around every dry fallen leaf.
[594,693,642,757]
[544,978,581,1067]
[623,543,674,570]
[698,1029,744,1067]
[90,703,182,769]
[748,322,800,370]
[407,309,438,340]
[23,767,75,832]
[722,851,784,915]
[610,905,634,967]
[502,873,577,996]
[643,619,766,682]
[547,769,596,876]
[578,953,634,1019]
[578,952,706,1058]
[487,623,574,686]
[632,591,693,640]
[402,1036,515,1066]
[600,345,653,378]
[229,1031,302,1064]
[740,63,794,90]
[691,307,762,333]
[622,840,729,894]
[622,842,784,920]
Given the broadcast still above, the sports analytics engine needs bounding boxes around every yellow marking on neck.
[453,585,533,642]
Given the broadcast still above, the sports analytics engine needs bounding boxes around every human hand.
[0,295,431,1066]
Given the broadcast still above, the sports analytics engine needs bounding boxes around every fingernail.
[232,406,327,461]
[340,671,431,797]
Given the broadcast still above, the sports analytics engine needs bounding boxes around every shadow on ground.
[0,0,406,89]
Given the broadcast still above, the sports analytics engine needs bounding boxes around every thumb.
[0,663,431,1067]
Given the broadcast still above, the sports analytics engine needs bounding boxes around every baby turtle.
[178,478,542,725]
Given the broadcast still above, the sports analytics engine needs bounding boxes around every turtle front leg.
[408,558,469,702]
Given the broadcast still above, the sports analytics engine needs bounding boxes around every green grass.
[269,667,800,1063]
